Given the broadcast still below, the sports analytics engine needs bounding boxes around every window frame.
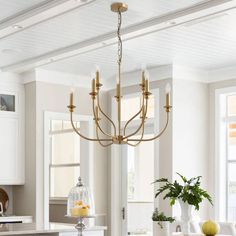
[225,113,236,220]
[44,111,94,228]
[215,87,236,221]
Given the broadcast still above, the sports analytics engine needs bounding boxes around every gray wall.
[13,82,36,219]
[13,80,109,228]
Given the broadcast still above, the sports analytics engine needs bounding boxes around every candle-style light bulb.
[141,64,146,71]
[141,64,146,86]
[165,83,171,107]
[165,83,171,94]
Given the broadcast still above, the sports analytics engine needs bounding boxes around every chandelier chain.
[117,9,122,72]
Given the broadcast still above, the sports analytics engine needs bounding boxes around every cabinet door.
[0,117,19,184]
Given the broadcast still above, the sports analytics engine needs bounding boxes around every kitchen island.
[0,223,107,235]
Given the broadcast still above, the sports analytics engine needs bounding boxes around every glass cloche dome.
[67,177,95,217]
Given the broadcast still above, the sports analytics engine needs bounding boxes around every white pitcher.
[179,200,193,234]
[154,221,170,236]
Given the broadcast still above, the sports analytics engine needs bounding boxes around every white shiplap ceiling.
[0,0,50,22]
[0,0,236,83]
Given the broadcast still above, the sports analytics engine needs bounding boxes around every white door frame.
[214,86,236,221]
[43,111,94,228]
[110,89,159,236]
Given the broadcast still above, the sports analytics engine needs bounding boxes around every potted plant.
[154,173,213,233]
[152,208,175,236]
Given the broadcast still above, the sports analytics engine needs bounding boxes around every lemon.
[202,220,220,236]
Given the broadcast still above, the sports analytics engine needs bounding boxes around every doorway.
[122,133,155,236]
[110,89,159,236]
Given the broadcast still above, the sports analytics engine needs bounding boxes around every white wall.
[172,79,210,220]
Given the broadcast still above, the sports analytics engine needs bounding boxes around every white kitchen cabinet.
[0,85,25,185]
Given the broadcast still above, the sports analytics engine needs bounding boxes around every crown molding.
[173,64,236,83]
[173,65,210,83]
[21,69,91,89]
[208,66,236,82]
[20,63,236,90]
[2,0,236,73]
[0,71,24,89]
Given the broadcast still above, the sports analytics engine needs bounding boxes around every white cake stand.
[65,215,96,236]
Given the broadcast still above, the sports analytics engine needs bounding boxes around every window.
[50,120,80,199]
[218,93,236,221]
[127,134,154,202]
[121,95,154,122]
[226,95,236,221]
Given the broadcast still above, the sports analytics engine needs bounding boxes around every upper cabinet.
[0,81,25,185]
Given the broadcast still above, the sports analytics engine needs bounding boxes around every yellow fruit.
[202,220,220,236]
[75,200,83,206]
[71,207,89,217]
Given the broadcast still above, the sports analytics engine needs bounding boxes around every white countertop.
[173,234,230,236]
[0,216,32,224]
[0,222,107,235]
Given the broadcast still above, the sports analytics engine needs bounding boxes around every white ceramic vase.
[179,199,193,234]
[154,221,170,236]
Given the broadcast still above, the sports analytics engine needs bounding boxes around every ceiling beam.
[0,0,95,40]
[2,0,236,72]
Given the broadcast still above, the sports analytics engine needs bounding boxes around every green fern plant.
[154,173,213,210]
[152,208,175,228]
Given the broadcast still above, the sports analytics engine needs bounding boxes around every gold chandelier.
[67,2,172,147]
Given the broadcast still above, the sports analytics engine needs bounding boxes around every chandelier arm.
[97,93,117,136]
[124,98,148,139]
[92,99,114,138]
[95,126,114,147]
[70,112,112,142]
[126,119,145,147]
[123,94,145,136]
[127,112,170,142]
